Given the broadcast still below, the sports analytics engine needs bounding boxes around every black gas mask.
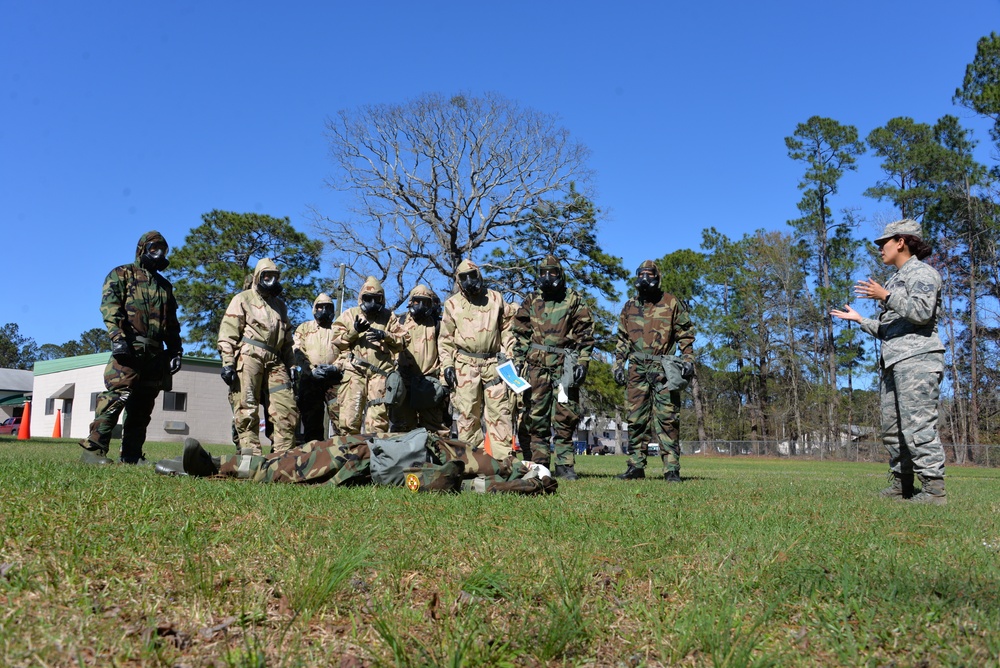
[408,297,432,321]
[314,303,335,326]
[258,271,282,296]
[538,267,563,296]
[140,240,169,272]
[360,293,384,317]
[634,269,660,297]
[458,270,484,297]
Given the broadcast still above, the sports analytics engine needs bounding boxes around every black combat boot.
[555,464,579,480]
[617,464,645,480]
[119,455,150,466]
[183,438,220,477]
[154,457,187,476]
[664,470,682,483]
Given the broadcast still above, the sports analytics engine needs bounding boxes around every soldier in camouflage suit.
[218,258,299,455]
[439,259,518,459]
[831,220,947,505]
[156,430,558,495]
[513,255,595,480]
[330,277,407,435]
[293,293,344,442]
[614,260,695,482]
[396,285,450,437]
[80,231,183,465]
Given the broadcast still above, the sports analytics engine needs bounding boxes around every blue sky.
[3,0,998,349]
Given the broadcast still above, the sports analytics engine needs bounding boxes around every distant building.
[575,415,629,455]
[0,368,34,421]
[31,353,233,445]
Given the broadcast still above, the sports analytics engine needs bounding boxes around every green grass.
[1,435,999,666]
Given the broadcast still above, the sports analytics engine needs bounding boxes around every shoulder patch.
[912,281,935,294]
[405,472,421,492]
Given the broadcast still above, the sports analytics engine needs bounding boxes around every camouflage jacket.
[218,289,294,368]
[512,288,595,369]
[330,305,406,375]
[858,256,944,368]
[293,320,339,372]
[398,314,442,378]
[615,291,695,368]
[101,231,182,356]
[439,289,516,368]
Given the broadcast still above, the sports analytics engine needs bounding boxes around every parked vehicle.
[0,417,22,436]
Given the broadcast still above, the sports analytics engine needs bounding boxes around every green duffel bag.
[370,428,429,486]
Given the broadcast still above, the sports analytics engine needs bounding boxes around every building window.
[163,392,187,412]
[63,399,73,415]
[90,392,100,412]
[45,398,55,415]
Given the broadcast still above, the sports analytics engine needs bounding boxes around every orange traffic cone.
[17,400,31,440]
[52,409,62,438]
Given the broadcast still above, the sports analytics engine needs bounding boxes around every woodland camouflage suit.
[439,259,518,459]
[81,231,183,462]
[330,276,407,435]
[396,284,450,437]
[218,258,298,455]
[513,255,595,470]
[615,260,695,475]
[293,293,341,441]
[188,430,557,495]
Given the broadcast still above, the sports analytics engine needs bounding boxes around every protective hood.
[313,292,334,308]
[253,258,280,287]
[636,259,660,280]
[456,259,484,296]
[539,255,562,272]
[357,276,385,304]
[408,284,436,301]
[134,231,168,260]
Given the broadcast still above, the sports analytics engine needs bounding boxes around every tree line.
[4,34,999,449]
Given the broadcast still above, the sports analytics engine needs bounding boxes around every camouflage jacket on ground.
[858,256,944,368]
[330,305,406,375]
[293,320,338,372]
[512,288,595,369]
[398,314,441,378]
[615,291,695,367]
[101,231,182,355]
[217,261,294,368]
[439,289,516,368]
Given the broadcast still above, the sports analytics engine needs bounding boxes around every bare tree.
[312,92,594,307]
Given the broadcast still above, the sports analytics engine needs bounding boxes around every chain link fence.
[679,441,1000,467]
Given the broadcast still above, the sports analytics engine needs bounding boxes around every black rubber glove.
[168,354,182,375]
[646,371,665,386]
[681,361,695,380]
[221,365,237,387]
[613,365,626,387]
[353,315,370,333]
[444,366,457,388]
[289,366,300,384]
[365,328,386,343]
[111,338,131,364]
[573,364,586,385]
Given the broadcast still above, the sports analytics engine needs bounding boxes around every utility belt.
[457,348,497,360]
[628,351,688,392]
[350,354,391,378]
[530,342,580,389]
[241,336,280,357]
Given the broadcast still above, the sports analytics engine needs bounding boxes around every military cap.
[874,219,922,245]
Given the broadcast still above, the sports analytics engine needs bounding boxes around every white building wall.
[32,358,235,445]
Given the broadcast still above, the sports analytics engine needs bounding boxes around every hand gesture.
[353,315,370,333]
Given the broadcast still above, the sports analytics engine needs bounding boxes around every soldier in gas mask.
[330,277,407,435]
[513,255,595,480]
[218,258,299,455]
[613,260,695,482]
[396,285,450,437]
[80,231,183,465]
[293,293,344,442]
[439,259,517,458]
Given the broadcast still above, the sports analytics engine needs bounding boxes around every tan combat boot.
[911,476,947,506]
[879,471,914,499]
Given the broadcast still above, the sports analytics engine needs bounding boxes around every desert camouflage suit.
[218,258,298,455]
[82,231,182,460]
[439,260,517,459]
[293,293,341,441]
[615,260,695,474]
[858,256,946,482]
[208,430,555,494]
[330,277,407,435]
[396,285,450,437]
[513,266,595,469]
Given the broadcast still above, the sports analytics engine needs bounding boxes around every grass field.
[1,436,998,667]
